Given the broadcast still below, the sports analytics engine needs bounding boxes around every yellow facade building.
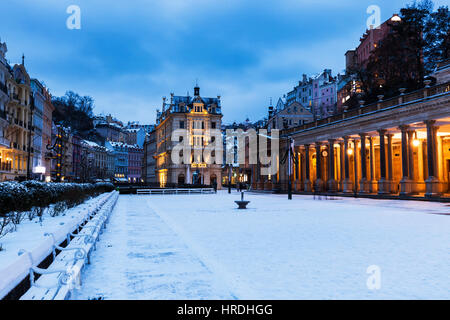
[0,50,34,181]
[154,86,223,188]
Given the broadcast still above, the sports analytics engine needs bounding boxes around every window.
[180,121,185,129]
[211,122,216,129]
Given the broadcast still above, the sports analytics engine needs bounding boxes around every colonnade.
[284,120,447,197]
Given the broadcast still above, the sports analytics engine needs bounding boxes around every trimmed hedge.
[0,182,114,217]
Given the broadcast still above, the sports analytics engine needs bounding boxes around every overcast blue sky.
[0,0,447,124]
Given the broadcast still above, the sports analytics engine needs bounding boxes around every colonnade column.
[399,125,413,195]
[342,136,354,193]
[378,129,389,194]
[425,120,442,197]
[359,133,369,194]
[303,144,312,192]
[387,133,394,192]
[314,142,324,192]
[369,136,377,193]
[407,130,416,183]
[327,139,338,192]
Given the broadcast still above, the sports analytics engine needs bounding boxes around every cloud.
[0,0,425,125]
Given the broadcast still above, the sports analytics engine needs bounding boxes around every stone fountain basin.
[235,200,250,209]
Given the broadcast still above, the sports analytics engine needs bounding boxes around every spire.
[268,96,274,118]
[22,53,25,66]
[194,82,200,96]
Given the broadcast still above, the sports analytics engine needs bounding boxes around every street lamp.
[286,136,294,200]
[228,163,232,194]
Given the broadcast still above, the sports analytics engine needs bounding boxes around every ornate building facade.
[3,60,34,181]
[154,86,223,188]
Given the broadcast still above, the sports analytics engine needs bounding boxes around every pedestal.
[359,178,370,194]
[378,179,393,195]
[303,180,312,192]
[399,178,414,196]
[314,178,324,192]
[425,176,443,197]
[343,179,354,193]
[368,180,378,193]
[327,179,338,193]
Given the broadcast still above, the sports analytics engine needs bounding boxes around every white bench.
[136,188,215,195]
[19,192,119,300]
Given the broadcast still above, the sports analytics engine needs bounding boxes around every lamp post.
[287,136,293,200]
[46,125,64,182]
[228,164,232,194]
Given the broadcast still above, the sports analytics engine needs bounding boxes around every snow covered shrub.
[0,181,114,239]
[0,215,11,239]
[0,181,114,220]
[27,207,37,221]
[0,182,31,215]
[51,202,67,217]
[95,182,115,193]
[0,182,31,236]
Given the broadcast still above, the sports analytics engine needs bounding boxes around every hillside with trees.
[52,91,103,142]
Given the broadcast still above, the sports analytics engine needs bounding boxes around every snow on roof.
[83,140,100,148]
[108,141,142,150]
[126,128,143,133]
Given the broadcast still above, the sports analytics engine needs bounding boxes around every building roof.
[108,141,143,151]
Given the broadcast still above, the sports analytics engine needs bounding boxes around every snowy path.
[72,195,235,300]
[75,192,450,300]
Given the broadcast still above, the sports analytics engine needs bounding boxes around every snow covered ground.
[74,191,450,300]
